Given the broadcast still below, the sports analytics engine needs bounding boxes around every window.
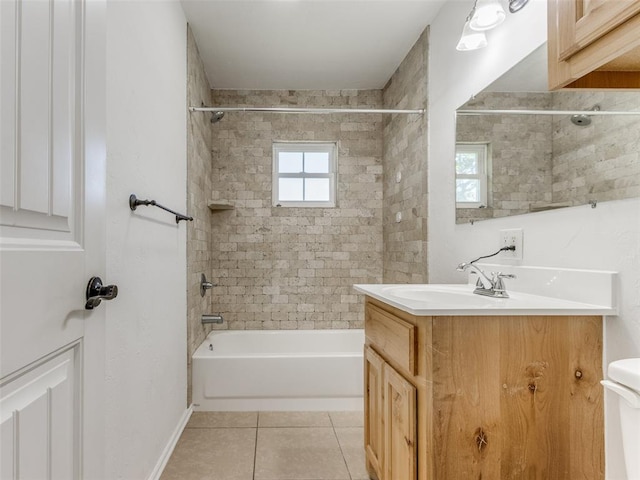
[455,143,488,208]
[272,142,337,207]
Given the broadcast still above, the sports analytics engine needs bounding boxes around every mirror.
[455,44,640,224]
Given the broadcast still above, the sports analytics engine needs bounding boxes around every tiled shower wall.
[207,90,384,330]
[382,28,429,283]
[186,27,215,403]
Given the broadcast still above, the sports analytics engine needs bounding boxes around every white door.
[0,0,106,478]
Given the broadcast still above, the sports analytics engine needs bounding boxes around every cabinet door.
[364,345,384,479]
[549,0,640,89]
[384,363,417,480]
[567,0,640,55]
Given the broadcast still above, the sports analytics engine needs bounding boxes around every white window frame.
[455,143,488,209]
[272,142,337,208]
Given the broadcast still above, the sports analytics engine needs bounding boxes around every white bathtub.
[192,329,364,411]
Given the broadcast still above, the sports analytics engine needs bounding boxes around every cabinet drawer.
[365,303,416,376]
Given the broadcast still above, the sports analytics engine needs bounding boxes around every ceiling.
[180,0,447,90]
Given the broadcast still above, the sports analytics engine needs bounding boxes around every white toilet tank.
[602,358,640,480]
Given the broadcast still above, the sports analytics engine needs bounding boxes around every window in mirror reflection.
[455,143,488,208]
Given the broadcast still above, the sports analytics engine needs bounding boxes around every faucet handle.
[200,273,217,297]
[491,272,516,292]
[494,272,516,280]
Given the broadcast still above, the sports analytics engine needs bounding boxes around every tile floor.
[160,411,369,480]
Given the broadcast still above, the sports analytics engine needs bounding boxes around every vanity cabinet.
[363,301,431,480]
[548,0,640,89]
[363,296,604,480]
[365,345,417,480]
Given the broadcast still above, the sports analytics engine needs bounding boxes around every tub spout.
[202,314,223,325]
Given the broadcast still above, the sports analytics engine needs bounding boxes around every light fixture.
[508,0,529,13]
[469,0,506,31]
[456,0,529,52]
[456,16,488,51]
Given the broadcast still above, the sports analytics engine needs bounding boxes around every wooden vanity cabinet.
[548,0,640,89]
[364,300,432,480]
[365,345,417,480]
[363,296,604,480]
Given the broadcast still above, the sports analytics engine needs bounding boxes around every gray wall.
[207,89,384,330]
[382,28,429,283]
[186,27,216,404]
[186,29,431,336]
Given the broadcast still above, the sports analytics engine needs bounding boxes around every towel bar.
[129,194,193,224]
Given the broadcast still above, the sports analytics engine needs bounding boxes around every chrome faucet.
[201,314,224,324]
[457,262,516,298]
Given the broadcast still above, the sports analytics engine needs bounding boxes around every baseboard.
[147,404,193,480]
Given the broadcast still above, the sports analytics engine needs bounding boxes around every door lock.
[85,277,118,310]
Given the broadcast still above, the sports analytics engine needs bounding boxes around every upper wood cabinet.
[548,0,640,89]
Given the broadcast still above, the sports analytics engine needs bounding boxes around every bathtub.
[192,329,364,411]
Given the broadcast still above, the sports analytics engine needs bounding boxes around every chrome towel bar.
[129,194,193,224]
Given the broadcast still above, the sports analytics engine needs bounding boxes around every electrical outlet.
[499,229,523,260]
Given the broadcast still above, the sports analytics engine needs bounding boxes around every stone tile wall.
[207,89,384,330]
[382,28,429,283]
[551,91,640,205]
[186,27,215,403]
[456,92,553,224]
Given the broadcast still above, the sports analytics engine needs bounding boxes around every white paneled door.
[0,0,106,478]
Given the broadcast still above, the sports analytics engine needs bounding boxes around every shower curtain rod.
[189,106,425,115]
[457,109,640,116]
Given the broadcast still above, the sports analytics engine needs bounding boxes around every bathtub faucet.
[201,314,224,324]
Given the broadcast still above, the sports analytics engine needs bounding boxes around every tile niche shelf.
[207,201,234,211]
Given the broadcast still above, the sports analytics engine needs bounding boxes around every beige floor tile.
[258,411,332,427]
[254,427,350,480]
[335,427,369,480]
[160,428,256,480]
[187,411,258,428]
[329,411,364,428]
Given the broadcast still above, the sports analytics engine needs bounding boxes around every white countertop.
[353,283,617,316]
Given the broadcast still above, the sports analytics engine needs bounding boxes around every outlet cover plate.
[499,228,523,260]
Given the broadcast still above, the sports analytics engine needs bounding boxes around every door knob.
[85,277,118,310]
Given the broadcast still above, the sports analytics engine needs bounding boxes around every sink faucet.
[457,262,516,298]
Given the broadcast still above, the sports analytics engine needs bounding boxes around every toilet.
[602,358,640,480]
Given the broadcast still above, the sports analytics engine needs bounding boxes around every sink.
[380,285,501,308]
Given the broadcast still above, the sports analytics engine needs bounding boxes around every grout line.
[252,413,260,480]
[331,417,354,480]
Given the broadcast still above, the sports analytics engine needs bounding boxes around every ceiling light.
[456,17,488,51]
[469,0,506,31]
[508,0,530,13]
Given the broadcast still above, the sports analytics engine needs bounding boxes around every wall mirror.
[454,44,640,224]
